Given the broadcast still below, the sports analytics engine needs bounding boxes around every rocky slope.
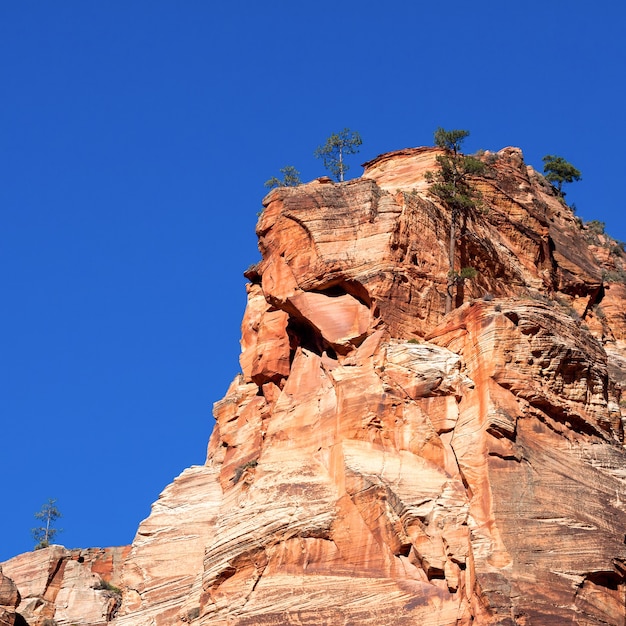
[1,546,129,626]
[4,146,626,625]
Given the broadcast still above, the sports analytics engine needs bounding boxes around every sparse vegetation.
[231,459,258,484]
[485,152,499,166]
[95,579,122,595]
[555,297,582,321]
[586,220,606,235]
[474,149,499,166]
[264,165,302,189]
[542,154,581,197]
[451,266,478,281]
[602,269,626,284]
[525,291,554,306]
[314,129,362,182]
[94,579,122,621]
[581,220,626,275]
[426,128,485,313]
[32,499,62,549]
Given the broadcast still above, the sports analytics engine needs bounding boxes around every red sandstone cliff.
[4,146,626,625]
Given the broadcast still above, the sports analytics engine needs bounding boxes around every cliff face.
[1,546,129,626]
[4,146,626,625]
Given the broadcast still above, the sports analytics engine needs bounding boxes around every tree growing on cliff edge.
[426,127,485,314]
[264,165,302,189]
[542,155,581,197]
[32,498,62,549]
[434,128,470,156]
[314,129,362,182]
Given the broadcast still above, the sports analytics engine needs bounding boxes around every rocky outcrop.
[428,300,626,623]
[110,146,626,624]
[5,145,626,624]
[116,465,222,625]
[0,566,20,626]
[2,546,129,626]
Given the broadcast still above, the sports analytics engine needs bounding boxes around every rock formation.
[1,546,129,626]
[4,146,626,624]
[0,566,20,626]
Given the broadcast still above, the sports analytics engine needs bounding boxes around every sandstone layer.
[5,146,626,625]
[0,566,20,626]
[2,546,129,626]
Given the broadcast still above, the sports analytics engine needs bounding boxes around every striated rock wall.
[2,545,129,626]
[428,300,626,623]
[0,566,20,626]
[112,146,626,625]
[5,145,626,624]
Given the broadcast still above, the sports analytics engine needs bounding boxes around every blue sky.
[1,2,625,561]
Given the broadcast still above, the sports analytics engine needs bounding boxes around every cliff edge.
[4,146,626,625]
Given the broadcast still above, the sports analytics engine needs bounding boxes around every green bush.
[95,579,122,595]
[602,269,626,283]
[232,460,258,484]
[586,220,606,235]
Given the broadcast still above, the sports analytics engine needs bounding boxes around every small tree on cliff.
[426,127,485,314]
[32,498,62,549]
[264,165,302,189]
[542,154,581,197]
[314,128,362,182]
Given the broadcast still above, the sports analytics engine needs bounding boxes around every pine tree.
[426,128,485,313]
[32,499,62,549]
[314,129,362,182]
[542,155,581,196]
[264,165,302,189]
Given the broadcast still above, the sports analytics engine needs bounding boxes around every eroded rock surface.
[0,566,20,626]
[2,545,129,626]
[5,146,626,624]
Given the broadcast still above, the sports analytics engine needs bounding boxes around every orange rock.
[2,545,129,626]
[287,290,371,352]
[0,566,19,626]
[239,284,290,385]
[6,145,626,624]
[114,146,626,625]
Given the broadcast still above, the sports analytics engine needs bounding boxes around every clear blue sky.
[2,2,624,561]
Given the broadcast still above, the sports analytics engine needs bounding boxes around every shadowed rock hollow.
[4,146,626,625]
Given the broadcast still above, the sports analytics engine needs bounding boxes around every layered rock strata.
[2,545,129,626]
[5,146,626,624]
[0,566,20,626]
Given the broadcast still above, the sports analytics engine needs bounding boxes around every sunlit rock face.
[2,545,129,626]
[0,565,20,626]
[428,300,626,623]
[5,146,626,625]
